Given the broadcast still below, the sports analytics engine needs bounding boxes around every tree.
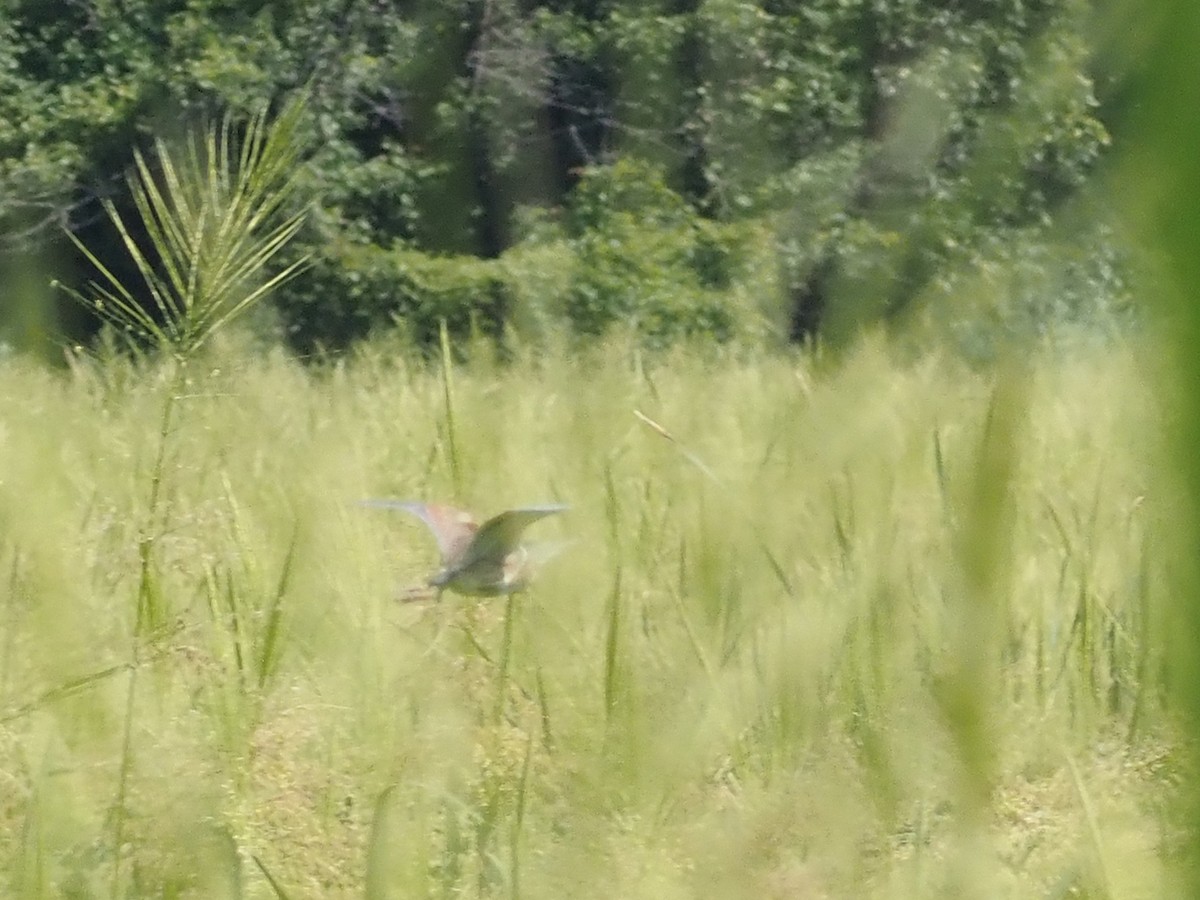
[0,0,1115,354]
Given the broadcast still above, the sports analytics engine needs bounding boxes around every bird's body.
[363,500,567,598]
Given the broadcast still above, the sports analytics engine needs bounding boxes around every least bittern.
[363,500,568,600]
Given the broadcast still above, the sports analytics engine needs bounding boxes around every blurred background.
[0,0,1142,361]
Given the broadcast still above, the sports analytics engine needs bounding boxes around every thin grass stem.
[439,319,462,496]
[494,592,518,726]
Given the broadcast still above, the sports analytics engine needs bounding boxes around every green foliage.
[696,0,867,202]
[564,158,692,235]
[913,215,1136,361]
[0,0,1129,355]
[782,4,1114,345]
[274,159,759,356]
[562,159,750,347]
[276,243,514,355]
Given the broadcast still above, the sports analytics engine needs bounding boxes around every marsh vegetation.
[0,331,1176,897]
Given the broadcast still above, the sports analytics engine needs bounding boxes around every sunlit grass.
[0,329,1173,897]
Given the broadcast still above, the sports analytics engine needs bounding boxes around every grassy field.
[0,332,1177,898]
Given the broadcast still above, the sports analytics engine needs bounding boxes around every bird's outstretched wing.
[460,505,569,569]
[360,499,478,562]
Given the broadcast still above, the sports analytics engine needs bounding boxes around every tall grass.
[0,330,1169,897]
[25,98,311,896]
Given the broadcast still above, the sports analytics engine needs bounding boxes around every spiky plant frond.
[66,98,309,356]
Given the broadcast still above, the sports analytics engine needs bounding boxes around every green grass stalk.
[439,319,462,496]
[494,592,518,726]
[254,853,295,899]
[1064,750,1116,900]
[509,730,534,900]
[111,359,186,894]
[257,527,297,690]
[603,567,623,726]
[365,785,401,900]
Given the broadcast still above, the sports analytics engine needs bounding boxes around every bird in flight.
[362,500,568,599]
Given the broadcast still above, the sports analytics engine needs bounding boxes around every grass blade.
[253,855,294,900]
[257,527,297,690]
[439,318,462,495]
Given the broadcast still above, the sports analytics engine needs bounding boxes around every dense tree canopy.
[0,0,1125,356]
